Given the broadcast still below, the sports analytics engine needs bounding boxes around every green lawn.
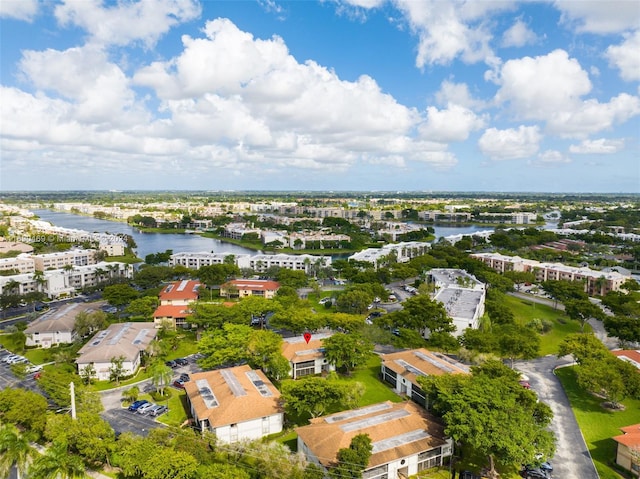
[89,367,154,391]
[556,366,640,479]
[503,295,590,356]
[334,354,403,407]
[155,390,189,428]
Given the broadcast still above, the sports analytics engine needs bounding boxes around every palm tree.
[30,441,86,479]
[4,279,21,296]
[150,361,173,397]
[0,423,38,479]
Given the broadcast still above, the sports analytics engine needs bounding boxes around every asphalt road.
[514,356,599,479]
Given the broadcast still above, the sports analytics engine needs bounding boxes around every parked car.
[137,403,156,415]
[128,400,149,412]
[146,404,164,417]
[7,355,27,364]
[179,373,190,382]
[27,364,43,373]
[174,358,189,366]
[165,360,177,368]
[149,405,168,417]
[2,354,20,364]
[172,379,185,389]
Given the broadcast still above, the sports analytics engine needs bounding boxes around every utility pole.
[70,381,77,420]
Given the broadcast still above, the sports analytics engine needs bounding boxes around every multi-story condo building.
[0,261,132,299]
[429,268,486,336]
[32,249,97,270]
[169,252,332,275]
[0,254,36,274]
[348,241,431,270]
[471,252,629,295]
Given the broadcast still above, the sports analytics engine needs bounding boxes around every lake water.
[32,209,550,258]
[32,209,259,259]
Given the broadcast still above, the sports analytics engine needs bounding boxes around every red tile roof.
[612,350,640,370]
[158,280,201,301]
[613,423,640,448]
[153,305,192,318]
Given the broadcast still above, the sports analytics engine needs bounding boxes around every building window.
[417,448,442,471]
[295,360,316,378]
[363,464,388,479]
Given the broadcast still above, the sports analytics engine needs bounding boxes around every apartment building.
[471,252,629,295]
[153,279,201,329]
[220,279,280,299]
[185,365,283,442]
[0,253,36,274]
[0,261,132,299]
[297,401,453,478]
[348,241,431,270]
[33,249,97,270]
[281,333,334,379]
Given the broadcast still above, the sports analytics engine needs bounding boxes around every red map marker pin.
[303,332,312,344]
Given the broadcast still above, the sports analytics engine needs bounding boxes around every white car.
[7,356,27,365]
[27,364,43,373]
[137,403,156,415]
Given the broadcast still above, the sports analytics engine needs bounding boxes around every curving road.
[514,355,598,479]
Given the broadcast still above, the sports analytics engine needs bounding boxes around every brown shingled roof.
[281,338,326,363]
[381,348,469,385]
[185,365,282,427]
[296,401,447,469]
[613,423,640,447]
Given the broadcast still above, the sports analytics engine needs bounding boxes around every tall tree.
[418,360,555,478]
[329,433,373,479]
[280,376,350,418]
[150,361,173,396]
[0,423,37,479]
[323,333,373,375]
[29,441,86,479]
[564,299,605,332]
[108,356,126,385]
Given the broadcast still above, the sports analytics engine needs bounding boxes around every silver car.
[137,403,156,415]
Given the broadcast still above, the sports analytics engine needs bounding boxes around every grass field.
[503,295,590,356]
[556,366,640,479]
[334,354,403,407]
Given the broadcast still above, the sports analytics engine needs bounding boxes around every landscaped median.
[555,366,640,479]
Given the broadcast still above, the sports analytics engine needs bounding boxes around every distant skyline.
[1,0,639,193]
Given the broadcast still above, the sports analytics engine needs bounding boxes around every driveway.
[514,356,598,479]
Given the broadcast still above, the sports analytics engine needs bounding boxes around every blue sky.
[1,0,639,193]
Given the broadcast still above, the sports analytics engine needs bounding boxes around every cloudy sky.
[1,0,639,192]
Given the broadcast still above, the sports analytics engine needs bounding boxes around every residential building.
[247,254,332,274]
[75,322,158,381]
[169,251,332,275]
[281,333,334,379]
[422,210,472,223]
[33,249,97,270]
[612,350,640,371]
[220,279,280,299]
[474,212,538,224]
[169,252,250,269]
[286,232,351,249]
[296,401,453,478]
[471,252,629,295]
[24,302,100,348]
[185,365,283,442]
[158,279,201,306]
[152,279,201,329]
[0,261,132,299]
[429,269,486,336]
[613,424,640,476]
[380,348,469,408]
[348,242,431,270]
[0,253,35,274]
[99,241,125,257]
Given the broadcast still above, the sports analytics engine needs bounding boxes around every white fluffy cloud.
[501,19,537,47]
[419,104,486,142]
[494,49,640,138]
[569,138,625,154]
[0,0,38,21]
[54,0,201,47]
[607,30,640,81]
[535,149,571,165]
[554,0,640,34]
[392,0,510,67]
[478,125,542,160]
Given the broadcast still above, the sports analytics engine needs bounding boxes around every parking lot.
[98,355,202,436]
[0,349,47,398]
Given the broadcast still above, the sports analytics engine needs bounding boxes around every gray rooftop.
[24,302,100,335]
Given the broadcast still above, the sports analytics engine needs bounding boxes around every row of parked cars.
[127,400,167,417]
[0,349,43,373]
